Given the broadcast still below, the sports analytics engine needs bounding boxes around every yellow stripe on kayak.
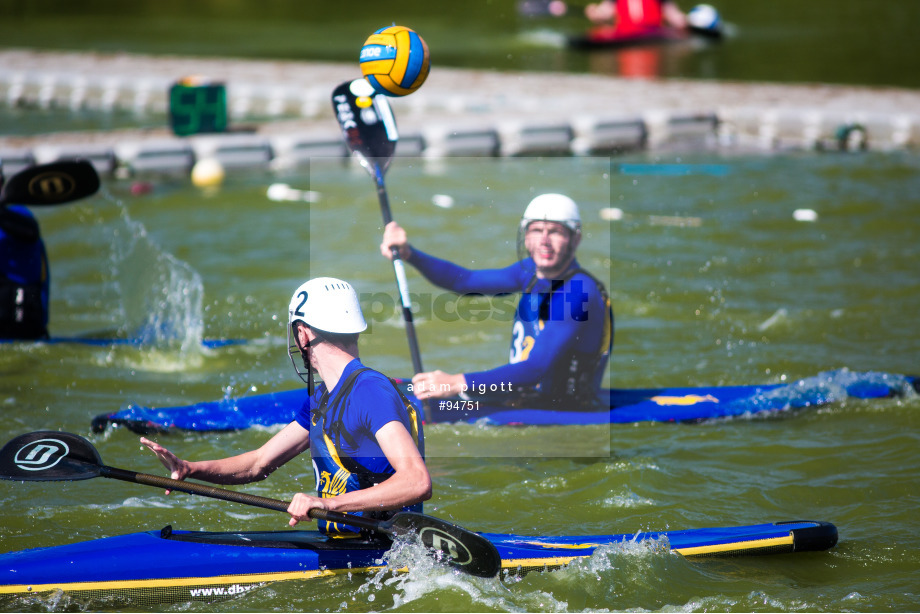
[501,555,581,569]
[502,534,795,568]
[520,540,602,549]
[1,558,587,596]
[0,566,384,595]
[674,534,793,556]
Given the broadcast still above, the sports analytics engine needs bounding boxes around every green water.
[1,0,919,88]
[2,1,919,611]
[1,153,919,611]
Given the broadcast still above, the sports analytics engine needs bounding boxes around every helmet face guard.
[287,322,316,396]
[517,194,582,264]
[287,322,310,379]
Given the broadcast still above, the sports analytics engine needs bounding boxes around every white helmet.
[288,277,367,335]
[520,193,581,234]
[687,4,721,31]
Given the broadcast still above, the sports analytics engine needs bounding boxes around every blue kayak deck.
[92,368,917,432]
[0,520,837,603]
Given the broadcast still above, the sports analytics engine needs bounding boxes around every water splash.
[497,535,681,610]
[729,368,916,416]
[601,489,656,509]
[348,532,687,612]
[106,206,206,353]
[353,534,514,611]
[559,534,673,578]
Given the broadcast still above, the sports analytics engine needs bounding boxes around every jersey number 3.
[510,321,534,364]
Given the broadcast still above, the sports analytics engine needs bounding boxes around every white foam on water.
[352,534,519,611]
[757,307,789,331]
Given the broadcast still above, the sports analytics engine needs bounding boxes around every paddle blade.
[0,160,100,207]
[0,431,103,481]
[386,511,502,578]
[331,78,398,175]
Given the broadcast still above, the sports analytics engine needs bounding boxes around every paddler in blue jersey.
[0,204,50,340]
[381,193,613,409]
[141,277,431,537]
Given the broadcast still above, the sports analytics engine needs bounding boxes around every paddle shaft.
[99,464,389,533]
[331,80,430,420]
[374,164,424,378]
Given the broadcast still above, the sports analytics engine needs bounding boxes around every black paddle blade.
[331,79,398,175]
[0,431,103,481]
[386,511,502,578]
[0,160,100,207]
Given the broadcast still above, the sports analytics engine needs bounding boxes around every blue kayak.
[0,520,837,607]
[91,368,917,433]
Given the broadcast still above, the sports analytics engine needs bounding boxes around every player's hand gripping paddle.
[0,431,501,578]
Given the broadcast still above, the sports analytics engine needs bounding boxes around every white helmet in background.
[687,4,721,31]
[520,193,582,234]
[516,193,582,263]
[288,277,367,334]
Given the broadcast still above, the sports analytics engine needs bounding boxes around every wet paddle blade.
[386,511,502,578]
[0,160,101,207]
[0,431,103,481]
[331,79,398,176]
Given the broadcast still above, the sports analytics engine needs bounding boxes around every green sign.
[169,81,228,137]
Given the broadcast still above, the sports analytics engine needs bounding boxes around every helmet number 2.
[294,291,308,318]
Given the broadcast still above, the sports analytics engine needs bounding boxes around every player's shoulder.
[352,368,399,397]
[568,268,606,293]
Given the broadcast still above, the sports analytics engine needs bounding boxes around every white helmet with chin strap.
[287,277,367,387]
[288,277,367,334]
[517,193,582,261]
[519,193,581,234]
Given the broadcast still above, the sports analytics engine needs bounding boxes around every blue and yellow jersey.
[408,248,613,408]
[295,359,424,537]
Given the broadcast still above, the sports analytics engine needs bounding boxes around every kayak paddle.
[0,160,101,241]
[0,160,101,208]
[331,79,431,420]
[0,431,501,578]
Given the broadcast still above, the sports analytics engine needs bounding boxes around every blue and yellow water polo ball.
[359,25,430,97]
